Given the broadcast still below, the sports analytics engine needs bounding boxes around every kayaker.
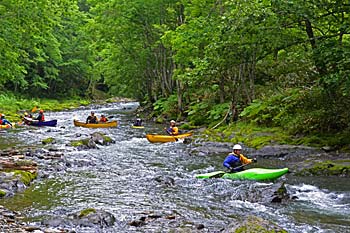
[0,114,13,127]
[22,112,33,125]
[165,120,179,135]
[133,115,142,126]
[36,109,45,122]
[99,114,108,123]
[223,144,257,172]
[24,112,33,118]
[86,111,98,124]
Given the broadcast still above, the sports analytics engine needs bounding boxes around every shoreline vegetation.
[1,93,348,152]
[0,95,135,123]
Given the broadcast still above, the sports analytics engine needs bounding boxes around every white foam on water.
[288,183,350,214]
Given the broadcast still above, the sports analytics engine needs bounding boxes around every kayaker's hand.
[252,158,257,163]
[230,167,237,173]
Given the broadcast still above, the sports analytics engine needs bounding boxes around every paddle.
[230,162,252,172]
[164,127,178,142]
[31,106,38,113]
[205,158,257,179]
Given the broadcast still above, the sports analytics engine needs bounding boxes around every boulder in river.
[223,215,287,233]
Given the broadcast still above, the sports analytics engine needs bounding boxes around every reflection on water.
[1,102,349,232]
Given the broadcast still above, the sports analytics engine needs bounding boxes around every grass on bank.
[201,121,350,150]
[0,94,90,122]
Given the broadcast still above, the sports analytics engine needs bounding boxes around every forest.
[1,0,349,146]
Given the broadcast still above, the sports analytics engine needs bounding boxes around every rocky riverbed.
[1,103,349,232]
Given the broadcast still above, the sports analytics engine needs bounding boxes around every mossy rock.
[102,135,113,143]
[14,159,36,167]
[297,160,350,177]
[70,139,90,147]
[42,137,55,145]
[0,189,6,198]
[225,216,287,233]
[78,208,97,218]
[14,170,37,186]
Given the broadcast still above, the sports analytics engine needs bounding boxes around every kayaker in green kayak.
[223,144,257,172]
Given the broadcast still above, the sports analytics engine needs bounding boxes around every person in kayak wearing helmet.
[165,120,179,135]
[133,114,143,126]
[86,111,98,124]
[36,109,45,122]
[223,144,257,173]
[0,114,12,127]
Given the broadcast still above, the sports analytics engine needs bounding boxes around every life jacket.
[0,119,2,125]
[88,116,98,123]
[100,116,107,122]
[229,153,242,167]
[134,119,142,126]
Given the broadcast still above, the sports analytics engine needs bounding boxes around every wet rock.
[0,205,28,232]
[189,142,233,156]
[128,219,146,227]
[42,218,71,228]
[72,208,116,227]
[223,215,287,233]
[196,223,205,230]
[70,132,114,149]
[250,145,320,159]
[42,137,56,145]
[296,160,350,177]
[154,176,175,186]
[87,138,97,149]
[271,182,290,203]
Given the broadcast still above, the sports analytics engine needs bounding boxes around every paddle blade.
[31,106,38,112]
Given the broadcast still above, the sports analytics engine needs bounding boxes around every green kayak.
[195,168,289,181]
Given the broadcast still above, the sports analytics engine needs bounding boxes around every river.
[1,102,349,232]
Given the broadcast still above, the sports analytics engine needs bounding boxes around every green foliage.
[0,93,90,122]
[152,95,179,119]
[0,0,94,98]
[239,88,301,127]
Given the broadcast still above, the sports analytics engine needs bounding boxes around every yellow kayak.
[73,119,118,128]
[131,125,144,129]
[0,124,12,129]
[146,132,193,143]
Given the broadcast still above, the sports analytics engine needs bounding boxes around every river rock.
[296,160,350,177]
[223,215,287,233]
[271,182,291,203]
[72,208,116,227]
[249,145,320,159]
[189,142,233,156]
[154,176,175,186]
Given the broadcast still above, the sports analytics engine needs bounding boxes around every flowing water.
[1,102,349,232]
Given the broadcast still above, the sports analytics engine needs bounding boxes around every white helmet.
[170,120,176,123]
[233,144,242,150]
